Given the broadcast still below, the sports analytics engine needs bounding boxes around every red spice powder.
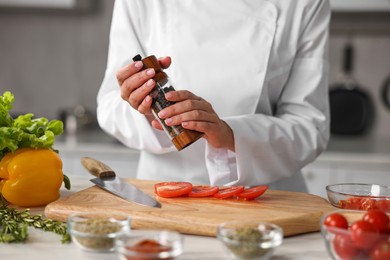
[124,239,173,260]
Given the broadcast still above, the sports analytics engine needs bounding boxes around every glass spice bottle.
[133,54,203,151]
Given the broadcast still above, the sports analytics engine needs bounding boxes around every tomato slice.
[376,200,390,212]
[237,186,268,200]
[188,185,219,198]
[154,182,193,198]
[214,186,244,199]
[361,198,377,211]
[339,198,363,210]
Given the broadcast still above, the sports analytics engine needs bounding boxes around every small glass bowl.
[326,183,390,212]
[67,213,131,253]
[115,230,183,260]
[320,210,390,260]
[217,221,283,260]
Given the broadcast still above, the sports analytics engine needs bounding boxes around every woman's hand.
[116,56,171,115]
[116,56,235,152]
[155,91,235,152]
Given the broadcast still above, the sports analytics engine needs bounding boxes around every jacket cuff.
[205,144,238,186]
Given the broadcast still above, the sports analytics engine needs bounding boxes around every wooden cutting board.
[45,179,335,237]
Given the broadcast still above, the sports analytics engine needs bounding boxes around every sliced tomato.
[188,185,219,198]
[376,200,390,212]
[237,186,268,200]
[214,186,244,199]
[154,182,193,198]
[361,198,377,211]
[339,198,363,210]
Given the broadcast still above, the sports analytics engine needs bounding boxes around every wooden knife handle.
[80,157,116,179]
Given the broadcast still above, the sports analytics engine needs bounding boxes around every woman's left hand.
[154,90,235,152]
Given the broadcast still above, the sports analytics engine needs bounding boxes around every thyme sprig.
[0,199,70,244]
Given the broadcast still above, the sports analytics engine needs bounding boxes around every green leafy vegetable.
[0,91,71,244]
[0,91,14,127]
[0,91,70,190]
[0,91,64,160]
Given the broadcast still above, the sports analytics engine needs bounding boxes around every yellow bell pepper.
[0,148,64,207]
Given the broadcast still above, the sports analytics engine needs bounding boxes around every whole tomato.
[350,220,379,250]
[362,210,390,234]
[371,241,390,260]
[324,213,349,229]
[333,234,359,260]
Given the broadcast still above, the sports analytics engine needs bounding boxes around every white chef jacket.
[97,0,331,191]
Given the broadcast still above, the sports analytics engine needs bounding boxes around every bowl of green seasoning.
[68,213,131,252]
[217,221,283,260]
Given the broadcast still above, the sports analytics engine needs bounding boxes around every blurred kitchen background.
[0,0,389,197]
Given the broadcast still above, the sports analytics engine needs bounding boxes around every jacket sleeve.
[97,0,175,153]
[206,0,331,186]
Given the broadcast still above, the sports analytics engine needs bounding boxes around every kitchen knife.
[80,157,161,208]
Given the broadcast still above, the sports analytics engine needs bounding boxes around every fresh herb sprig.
[0,199,70,243]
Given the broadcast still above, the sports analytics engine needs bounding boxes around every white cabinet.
[330,0,390,12]
[0,0,94,9]
[302,165,333,198]
[302,152,390,198]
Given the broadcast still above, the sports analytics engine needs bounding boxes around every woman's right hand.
[116,56,171,115]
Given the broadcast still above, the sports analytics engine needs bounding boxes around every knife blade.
[80,157,161,208]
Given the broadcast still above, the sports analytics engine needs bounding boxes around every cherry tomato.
[214,186,244,199]
[362,210,390,234]
[333,234,359,260]
[324,213,349,229]
[237,186,268,200]
[350,220,379,250]
[371,241,390,260]
[154,182,193,198]
[188,185,219,198]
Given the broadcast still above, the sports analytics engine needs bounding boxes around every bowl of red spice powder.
[115,230,183,260]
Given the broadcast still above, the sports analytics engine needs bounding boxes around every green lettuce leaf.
[0,91,64,160]
[0,91,14,127]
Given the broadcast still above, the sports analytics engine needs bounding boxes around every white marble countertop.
[0,177,331,260]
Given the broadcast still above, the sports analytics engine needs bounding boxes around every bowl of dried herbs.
[67,213,131,252]
[217,221,283,259]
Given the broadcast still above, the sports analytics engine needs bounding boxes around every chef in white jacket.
[97,0,331,192]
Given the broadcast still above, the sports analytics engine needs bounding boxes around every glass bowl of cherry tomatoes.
[321,210,390,260]
[326,183,390,212]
